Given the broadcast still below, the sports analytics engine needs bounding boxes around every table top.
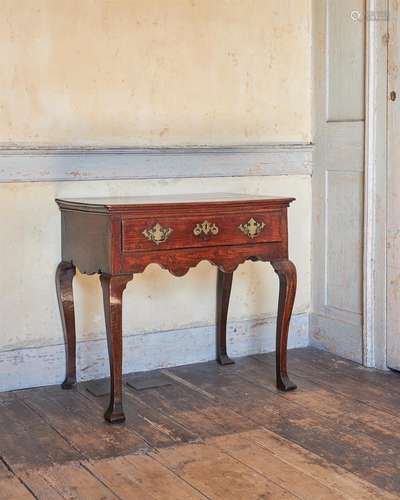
[56,193,295,212]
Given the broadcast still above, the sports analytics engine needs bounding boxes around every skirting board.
[309,312,362,363]
[0,312,308,392]
[0,143,313,183]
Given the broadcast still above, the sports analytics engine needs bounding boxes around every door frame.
[363,0,389,368]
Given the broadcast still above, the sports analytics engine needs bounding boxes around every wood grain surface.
[2,347,400,498]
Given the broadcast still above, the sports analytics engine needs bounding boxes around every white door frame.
[363,0,389,368]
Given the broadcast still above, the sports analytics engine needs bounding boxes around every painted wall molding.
[0,143,313,183]
[0,312,308,392]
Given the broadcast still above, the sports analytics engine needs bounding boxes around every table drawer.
[121,211,283,252]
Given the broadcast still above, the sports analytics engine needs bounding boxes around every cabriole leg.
[271,259,297,391]
[216,270,235,365]
[101,273,133,423]
[56,261,77,389]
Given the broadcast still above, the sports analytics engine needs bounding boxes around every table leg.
[56,261,77,390]
[271,259,297,391]
[216,270,235,365]
[101,273,133,423]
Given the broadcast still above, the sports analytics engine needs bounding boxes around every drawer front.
[121,211,283,252]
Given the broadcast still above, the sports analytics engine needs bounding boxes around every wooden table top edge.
[55,194,296,214]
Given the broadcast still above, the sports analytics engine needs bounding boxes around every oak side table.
[56,193,297,423]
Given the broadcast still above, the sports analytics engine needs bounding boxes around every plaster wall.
[0,0,312,387]
[0,176,310,353]
[0,0,311,146]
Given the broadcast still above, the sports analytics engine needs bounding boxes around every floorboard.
[260,349,400,415]
[168,355,400,494]
[0,477,34,499]
[21,387,148,460]
[125,376,258,439]
[238,356,400,451]
[208,429,396,500]
[86,454,208,499]
[1,348,399,498]
[208,432,348,499]
[79,380,200,448]
[20,462,118,499]
[151,442,298,499]
[0,399,80,469]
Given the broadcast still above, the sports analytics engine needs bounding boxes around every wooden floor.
[1,348,400,499]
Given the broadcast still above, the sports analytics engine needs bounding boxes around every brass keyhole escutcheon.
[390,90,397,102]
[193,220,219,238]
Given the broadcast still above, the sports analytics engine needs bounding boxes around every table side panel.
[61,210,112,274]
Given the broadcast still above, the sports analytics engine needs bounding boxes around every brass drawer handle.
[193,220,219,237]
[142,223,173,245]
[239,218,265,239]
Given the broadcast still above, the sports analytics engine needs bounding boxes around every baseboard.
[309,312,362,363]
[0,312,308,392]
[0,143,313,182]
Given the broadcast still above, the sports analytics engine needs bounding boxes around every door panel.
[326,171,363,314]
[325,122,365,171]
[311,0,366,362]
[327,0,366,121]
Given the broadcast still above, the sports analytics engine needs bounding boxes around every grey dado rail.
[0,143,313,182]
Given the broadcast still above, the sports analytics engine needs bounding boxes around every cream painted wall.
[0,1,312,387]
[0,176,310,351]
[0,0,311,146]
